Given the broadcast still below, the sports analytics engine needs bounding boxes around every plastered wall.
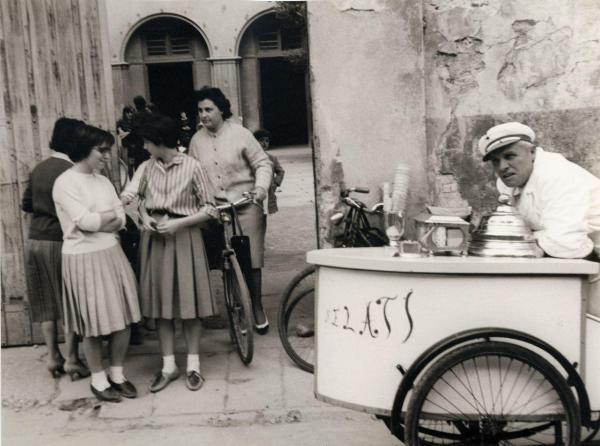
[307,0,428,244]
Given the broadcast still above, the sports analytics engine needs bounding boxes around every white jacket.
[497,147,600,258]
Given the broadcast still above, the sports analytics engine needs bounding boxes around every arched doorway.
[121,16,210,129]
[238,12,309,146]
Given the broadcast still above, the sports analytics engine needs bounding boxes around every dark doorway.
[260,58,308,146]
[147,62,196,128]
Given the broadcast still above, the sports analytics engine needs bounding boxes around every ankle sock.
[91,371,110,391]
[162,355,177,374]
[186,354,200,373]
[109,366,125,384]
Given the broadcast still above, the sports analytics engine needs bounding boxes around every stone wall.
[308,0,600,243]
[424,0,600,221]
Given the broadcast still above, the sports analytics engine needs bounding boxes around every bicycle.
[216,195,256,365]
[277,187,388,373]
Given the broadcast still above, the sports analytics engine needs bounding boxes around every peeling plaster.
[334,0,386,13]
[497,22,573,100]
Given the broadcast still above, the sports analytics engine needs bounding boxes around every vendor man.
[479,122,600,316]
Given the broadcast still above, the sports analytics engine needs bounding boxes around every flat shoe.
[90,384,122,402]
[150,369,180,393]
[47,362,65,379]
[254,309,269,335]
[186,371,204,391]
[64,362,91,381]
[108,377,137,399]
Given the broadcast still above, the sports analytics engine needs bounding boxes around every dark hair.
[146,102,158,114]
[253,129,270,140]
[122,106,134,117]
[49,117,85,155]
[194,86,233,120]
[71,125,113,162]
[135,113,179,149]
[133,96,147,112]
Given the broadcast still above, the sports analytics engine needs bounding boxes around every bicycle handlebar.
[341,187,369,198]
[216,196,254,211]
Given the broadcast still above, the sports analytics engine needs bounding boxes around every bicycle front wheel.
[278,265,315,373]
[224,255,254,365]
[405,341,580,446]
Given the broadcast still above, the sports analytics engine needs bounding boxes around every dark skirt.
[62,244,141,337]
[24,239,63,322]
[139,224,215,320]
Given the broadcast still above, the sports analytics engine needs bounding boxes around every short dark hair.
[253,129,270,140]
[194,86,233,120]
[71,124,113,162]
[133,96,147,112]
[49,117,85,155]
[135,113,179,149]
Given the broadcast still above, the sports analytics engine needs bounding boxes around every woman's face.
[87,143,111,171]
[197,99,224,132]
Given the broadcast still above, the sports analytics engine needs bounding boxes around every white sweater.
[53,169,125,254]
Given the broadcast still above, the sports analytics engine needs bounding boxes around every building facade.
[107,0,310,145]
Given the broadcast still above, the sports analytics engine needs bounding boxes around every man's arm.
[534,178,593,258]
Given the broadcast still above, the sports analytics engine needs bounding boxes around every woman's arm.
[242,131,273,197]
[154,207,215,235]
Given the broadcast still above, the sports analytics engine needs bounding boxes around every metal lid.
[469,195,543,258]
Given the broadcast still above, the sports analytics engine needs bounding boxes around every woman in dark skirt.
[21,117,90,379]
[136,113,218,392]
[53,125,141,402]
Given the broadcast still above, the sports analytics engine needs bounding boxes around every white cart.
[307,247,600,445]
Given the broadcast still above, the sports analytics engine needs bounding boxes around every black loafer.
[90,384,122,402]
[150,369,180,393]
[108,377,138,399]
[185,371,205,391]
[254,310,269,335]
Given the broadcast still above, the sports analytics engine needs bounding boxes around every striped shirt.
[139,153,217,218]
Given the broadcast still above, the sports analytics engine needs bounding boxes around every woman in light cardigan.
[53,125,141,403]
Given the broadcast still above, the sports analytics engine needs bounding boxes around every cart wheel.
[405,341,580,445]
[278,265,315,373]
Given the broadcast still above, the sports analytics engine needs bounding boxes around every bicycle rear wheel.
[278,265,315,373]
[224,255,254,365]
[405,341,580,445]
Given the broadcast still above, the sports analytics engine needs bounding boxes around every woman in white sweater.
[53,125,141,403]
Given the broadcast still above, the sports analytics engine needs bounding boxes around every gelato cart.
[307,247,600,445]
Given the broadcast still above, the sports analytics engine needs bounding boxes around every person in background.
[116,106,134,140]
[177,111,194,152]
[53,125,141,402]
[479,121,600,316]
[21,117,90,380]
[136,114,218,392]
[123,96,151,171]
[253,129,285,215]
[189,86,273,334]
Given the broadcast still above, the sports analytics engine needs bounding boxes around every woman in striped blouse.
[136,114,218,393]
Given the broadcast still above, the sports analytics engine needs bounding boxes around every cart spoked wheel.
[405,341,580,445]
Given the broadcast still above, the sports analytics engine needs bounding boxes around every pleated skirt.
[25,239,63,322]
[62,244,141,337]
[139,225,215,320]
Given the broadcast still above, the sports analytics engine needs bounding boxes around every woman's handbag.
[230,206,255,291]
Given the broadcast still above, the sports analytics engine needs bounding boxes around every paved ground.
[1,146,403,446]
